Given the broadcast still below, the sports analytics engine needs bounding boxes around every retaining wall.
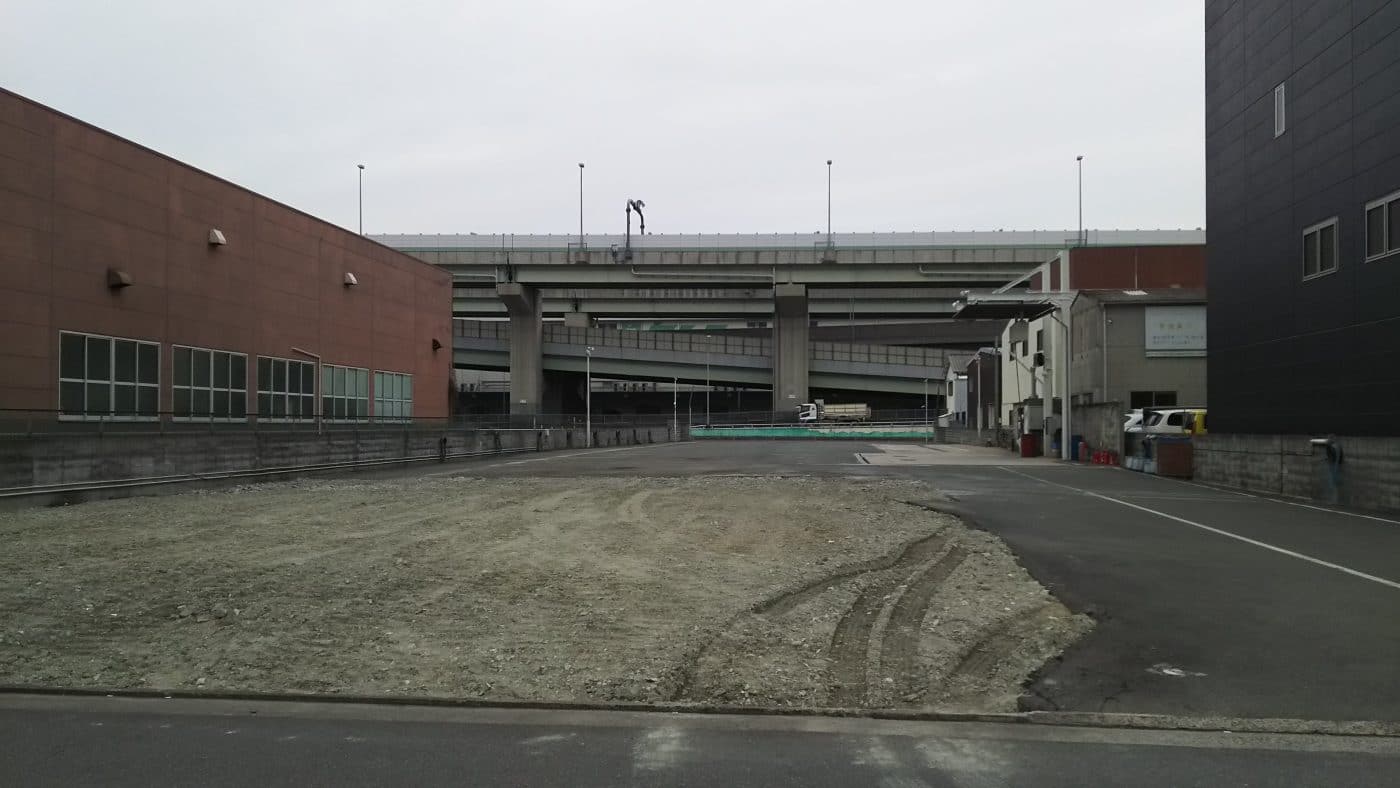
[0,424,684,493]
[1193,433,1400,514]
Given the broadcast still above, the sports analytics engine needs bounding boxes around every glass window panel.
[193,349,211,388]
[322,367,332,396]
[60,381,84,413]
[138,343,158,384]
[301,395,313,417]
[355,399,367,419]
[258,358,271,391]
[288,394,300,417]
[356,369,367,397]
[1320,224,1336,271]
[1303,232,1318,276]
[213,390,229,418]
[289,363,302,394]
[138,386,157,416]
[302,364,315,394]
[174,347,191,388]
[173,387,191,416]
[113,341,137,383]
[213,353,230,388]
[271,395,285,417]
[258,393,272,417]
[230,393,246,419]
[86,337,110,380]
[114,384,136,415]
[192,388,210,416]
[403,376,412,402]
[334,398,347,420]
[1390,201,1400,253]
[375,372,384,398]
[60,333,85,379]
[322,396,333,419]
[230,355,246,390]
[1368,206,1386,257]
[273,359,287,392]
[334,366,346,396]
[87,382,110,414]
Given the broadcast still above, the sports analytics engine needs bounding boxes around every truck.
[796,401,871,423]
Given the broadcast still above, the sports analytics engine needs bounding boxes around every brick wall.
[1194,433,1400,513]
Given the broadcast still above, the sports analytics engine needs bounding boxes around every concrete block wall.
[1194,433,1400,513]
[1073,402,1125,457]
[0,424,685,492]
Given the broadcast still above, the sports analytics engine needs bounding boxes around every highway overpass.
[379,230,1203,413]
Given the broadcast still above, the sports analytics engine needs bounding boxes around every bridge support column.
[772,283,809,411]
[498,282,543,415]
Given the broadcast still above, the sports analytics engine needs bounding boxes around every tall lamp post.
[672,376,678,439]
[585,346,593,448]
[578,163,586,248]
[826,159,833,247]
[357,164,365,235]
[1076,155,1084,246]
[705,334,712,426]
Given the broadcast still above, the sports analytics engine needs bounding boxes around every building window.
[1129,391,1177,409]
[1274,82,1286,137]
[172,346,247,421]
[58,332,159,420]
[256,356,316,421]
[1302,218,1338,279]
[1365,190,1400,261]
[322,364,369,422]
[374,371,413,422]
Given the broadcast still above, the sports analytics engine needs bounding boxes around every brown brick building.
[0,88,451,423]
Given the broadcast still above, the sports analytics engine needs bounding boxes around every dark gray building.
[1201,0,1400,508]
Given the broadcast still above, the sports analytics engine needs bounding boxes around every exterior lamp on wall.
[431,338,443,351]
[343,272,359,287]
[208,228,227,246]
[106,268,132,289]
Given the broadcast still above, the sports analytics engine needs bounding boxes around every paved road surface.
[3,694,1398,787]
[423,439,1400,721]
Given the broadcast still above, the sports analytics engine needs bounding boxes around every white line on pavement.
[998,467,1400,592]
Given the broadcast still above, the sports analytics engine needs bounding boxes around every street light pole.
[357,164,365,235]
[826,159,833,247]
[672,376,678,439]
[1076,155,1084,246]
[923,377,929,429]
[578,163,585,248]
[705,334,712,426]
[585,346,593,448]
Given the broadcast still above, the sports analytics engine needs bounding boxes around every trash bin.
[1020,433,1039,457]
[1155,438,1194,478]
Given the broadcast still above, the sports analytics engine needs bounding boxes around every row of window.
[1302,190,1400,280]
[58,331,413,422]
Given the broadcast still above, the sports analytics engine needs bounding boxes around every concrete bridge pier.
[498,282,543,415]
[772,283,809,411]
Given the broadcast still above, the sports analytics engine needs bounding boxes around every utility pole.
[1076,155,1084,246]
[585,346,593,448]
[578,163,586,248]
[826,159,833,247]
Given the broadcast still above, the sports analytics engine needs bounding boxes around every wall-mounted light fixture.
[343,272,358,287]
[431,338,443,351]
[208,228,227,246]
[106,268,132,289]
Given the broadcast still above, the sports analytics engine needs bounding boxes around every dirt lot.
[0,476,1088,711]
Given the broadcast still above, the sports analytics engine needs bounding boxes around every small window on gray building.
[1130,391,1177,409]
[1302,218,1338,279]
[1365,190,1400,261]
[1274,82,1286,138]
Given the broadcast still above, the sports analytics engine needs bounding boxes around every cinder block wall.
[0,424,686,491]
[1194,434,1400,513]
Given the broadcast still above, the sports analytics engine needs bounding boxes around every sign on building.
[1145,305,1206,357]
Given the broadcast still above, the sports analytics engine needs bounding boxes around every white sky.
[2,1,1205,235]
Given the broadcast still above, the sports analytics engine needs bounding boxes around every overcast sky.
[4,1,1204,236]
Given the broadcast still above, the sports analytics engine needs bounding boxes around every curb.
[3,685,1397,738]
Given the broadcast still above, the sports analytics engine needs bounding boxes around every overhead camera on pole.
[611,199,647,263]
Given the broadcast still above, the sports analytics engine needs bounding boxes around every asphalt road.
[4,694,1398,787]
[428,439,1400,722]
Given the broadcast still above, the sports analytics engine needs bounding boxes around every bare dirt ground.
[0,475,1089,711]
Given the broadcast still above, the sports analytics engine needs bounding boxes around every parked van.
[1128,408,1207,435]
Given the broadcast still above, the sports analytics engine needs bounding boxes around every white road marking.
[998,467,1400,592]
[633,725,687,772]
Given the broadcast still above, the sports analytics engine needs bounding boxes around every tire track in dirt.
[936,602,1067,701]
[826,534,957,707]
[879,544,968,704]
